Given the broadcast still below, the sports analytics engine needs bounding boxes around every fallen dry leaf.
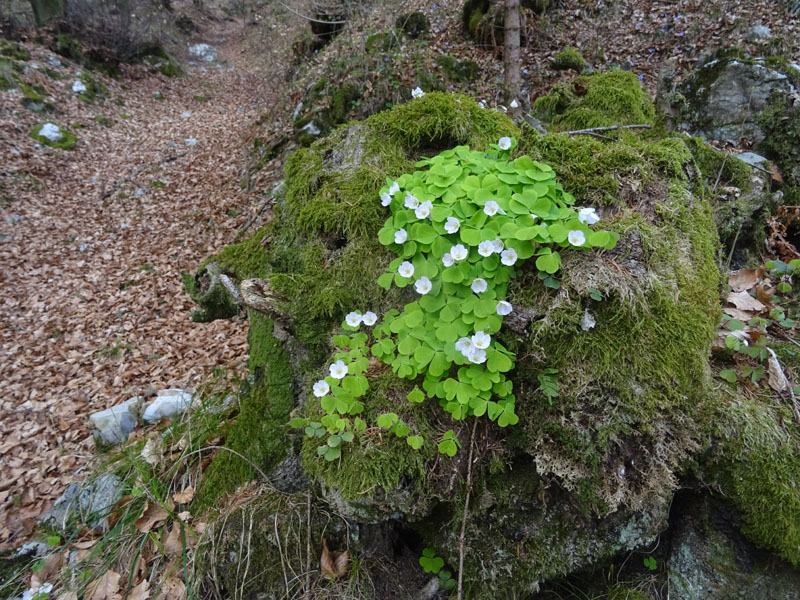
[134,502,169,534]
[131,554,147,586]
[172,486,194,504]
[727,291,766,312]
[56,592,79,600]
[72,539,98,549]
[177,511,191,522]
[85,570,121,600]
[723,307,754,322]
[140,438,162,466]
[129,579,150,600]
[162,577,186,600]
[767,349,791,393]
[164,523,183,556]
[728,267,763,292]
[33,550,65,584]
[320,538,350,579]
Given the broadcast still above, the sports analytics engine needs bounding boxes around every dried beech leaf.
[129,580,150,600]
[164,523,183,556]
[172,486,194,504]
[727,291,766,312]
[134,503,168,533]
[162,577,186,600]
[140,439,162,466]
[767,349,790,392]
[85,570,121,600]
[723,307,754,322]
[728,268,762,292]
[320,538,349,578]
[132,554,147,586]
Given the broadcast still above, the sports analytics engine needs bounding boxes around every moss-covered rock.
[188,89,800,595]
[292,78,361,146]
[551,46,588,72]
[30,122,77,150]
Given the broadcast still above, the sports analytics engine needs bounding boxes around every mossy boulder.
[188,88,799,595]
[551,46,589,72]
[292,78,361,146]
[30,122,77,150]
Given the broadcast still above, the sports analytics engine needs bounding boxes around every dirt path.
[0,17,272,549]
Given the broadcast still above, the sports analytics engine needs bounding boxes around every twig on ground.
[564,124,653,135]
[713,153,728,191]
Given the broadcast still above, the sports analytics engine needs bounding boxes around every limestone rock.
[188,43,218,63]
[38,122,62,142]
[142,389,193,424]
[40,474,123,532]
[746,25,772,42]
[88,395,142,445]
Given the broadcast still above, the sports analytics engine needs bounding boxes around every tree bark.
[504,0,521,110]
[29,0,63,26]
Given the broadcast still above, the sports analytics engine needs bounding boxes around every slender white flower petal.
[484,200,500,216]
[472,331,491,349]
[578,207,601,225]
[478,240,494,257]
[398,261,415,278]
[467,348,487,364]
[471,278,488,294]
[313,380,330,397]
[501,248,518,266]
[444,216,460,234]
[498,136,512,150]
[394,228,408,244]
[496,300,513,316]
[442,253,455,267]
[455,337,473,354]
[345,311,362,327]
[329,360,348,379]
[568,230,586,247]
[414,276,432,295]
[450,244,468,261]
[362,311,378,326]
[404,193,420,209]
[381,192,392,206]
[389,181,400,196]
[491,238,504,253]
[510,99,519,108]
[412,87,425,98]
[415,201,432,219]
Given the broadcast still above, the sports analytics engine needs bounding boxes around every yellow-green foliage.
[551,46,586,72]
[533,70,655,130]
[713,397,800,564]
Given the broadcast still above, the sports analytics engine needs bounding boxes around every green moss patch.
[533,70,655,130]
[551,46,586,72]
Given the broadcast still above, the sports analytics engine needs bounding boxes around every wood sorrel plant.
[292,136,619,458]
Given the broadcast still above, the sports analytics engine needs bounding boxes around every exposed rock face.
[88,395,142,445]
[675,54,798,144]
[40,474,122,532]
[188,43,218,63]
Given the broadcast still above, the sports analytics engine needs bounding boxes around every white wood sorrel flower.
[345,311,362,327]
[412,87,424,98]
[450,244,468,261]
[455,337,474,355]
[498,136,512,150]
[472,331,491,349]
[568,230,586,247]
[389,181,400,195]
[491,238,504,253]
[496,300,513,316]
[414,276,432,295]
[404,193,420,209]
[484,200,500,216]
[444,216,460,234]
[394,228,408,244]
[478,240,494,257]
[381,192,392,206]
[442,253,455,267]
[467,348,487,364]
[501,248,518,266]
[362,311,378,326]
[471,278,488,294]
[578,207,600,225]
[329,360,348,379]
[398,261,415,278]
[313,380,330,397]
[415,200,432,219]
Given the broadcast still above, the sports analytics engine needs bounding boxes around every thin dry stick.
[305,491,312,598]
[564,124,653,135]
[713,153,729,191]
[457,421,478,600]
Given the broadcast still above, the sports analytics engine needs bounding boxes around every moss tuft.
[551,46,586,72]
[533,70,655,130]
[711,397,800,564]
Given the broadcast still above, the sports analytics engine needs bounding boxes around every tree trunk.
[504,0,521,111]
[29,0,63,26]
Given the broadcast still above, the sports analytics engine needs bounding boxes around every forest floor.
[1,0,798,553]
[0,10,274,550]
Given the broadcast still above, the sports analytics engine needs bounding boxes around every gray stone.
[142,389,193,424]
[667,492,800,599]
[746,25,772,42]
[185,137,198,146]
[38,122,62,142]
[6,214,23,224]
[180,111,191,119]
[676,58,796,144]
[11,541,49,558]
[47,56,62,67]
[188,43,218,63]
[40,474,123,532]
[88,396,143,445]
[735,151,769,167]
[71,80,86,93]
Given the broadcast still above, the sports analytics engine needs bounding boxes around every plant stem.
[457,420,478,600]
